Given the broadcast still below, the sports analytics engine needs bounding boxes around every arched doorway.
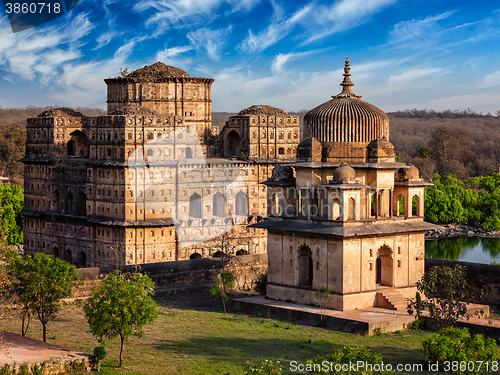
[298,244,313,286]
[226,130,241,157]
[236,249,248,256]
[78,251,86,268]
[376,245,393,286]
[189,193,202,218]
[190,253,201,259]
[235,191,248,216]
[53,246,59,258]
[67,140,76,156]
[65,249,72,264]
[213,251,224,258]
[213,192,226,217]
[65,192,73,215]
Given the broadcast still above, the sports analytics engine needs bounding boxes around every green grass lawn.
[0,293,485,375]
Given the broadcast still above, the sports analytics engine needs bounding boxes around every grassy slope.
[0,294,463,375]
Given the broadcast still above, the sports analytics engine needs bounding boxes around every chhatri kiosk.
[253,59,438,311]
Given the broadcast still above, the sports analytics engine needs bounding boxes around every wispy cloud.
[387,11,454,48]
[302,0,397,44]
[479,71,500,89]
[155,45,193,67]
[239,1,312,52]
[0,13,93,82]
[188,26,232,61]
[271,50,318,75]
[387,68,443,89]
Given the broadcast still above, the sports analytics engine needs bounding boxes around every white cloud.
[187,26,232,61]
[387,11,453,46]
[387,68,443,88]
[271,50,323,75]
[239,3,312,52]
[155,45,193,67]
[302,0,397,44]
[0,13,93,81]
[479,71,500,89]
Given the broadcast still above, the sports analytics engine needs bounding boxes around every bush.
[244,359,282,374]
[422,327,499,374]
[306,345,392,374]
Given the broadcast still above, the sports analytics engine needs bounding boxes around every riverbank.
[426,223,500,240]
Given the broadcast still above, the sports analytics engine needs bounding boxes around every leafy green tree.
[0,183,24,245]
[314,287,334,321]
[209,269,236,318]
[407,265,486,328]
[9,253,79,341]
[84,270,159,368]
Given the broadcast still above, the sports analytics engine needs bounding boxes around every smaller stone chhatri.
[332,57,362,99]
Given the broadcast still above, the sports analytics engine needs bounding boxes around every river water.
[425,237,500,265]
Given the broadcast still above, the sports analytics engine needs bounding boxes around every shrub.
[244,359,282,374]
[306,345,392,374]
[422,327,499,374]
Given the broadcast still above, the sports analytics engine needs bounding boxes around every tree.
[314,287,334,321]
[209,269,236,319]
[0,183,24,245]
[9,253,79,341]
[84,270,158,368]
[407,265,487,328]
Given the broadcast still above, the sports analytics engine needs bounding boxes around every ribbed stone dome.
[304,58,389,144]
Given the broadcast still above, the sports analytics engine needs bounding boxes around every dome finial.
[332,57,362,99]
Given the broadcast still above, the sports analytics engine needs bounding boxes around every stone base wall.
[74,254,268,297]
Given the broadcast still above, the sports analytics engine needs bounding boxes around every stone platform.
[232,296,416,335]
[0,332,90,367]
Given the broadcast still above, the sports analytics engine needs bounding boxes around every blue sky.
[0,0,499,114]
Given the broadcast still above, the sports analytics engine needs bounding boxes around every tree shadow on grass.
[153,335,427,374]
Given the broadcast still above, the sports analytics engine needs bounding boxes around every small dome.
[237,105,288,117]
[126,62,190,81]
[332,163,355,183]
[398,164,420,181]
[110,104,159,116]
[297,137,322,162]
[37,108,84,118]
[271,165,294,181]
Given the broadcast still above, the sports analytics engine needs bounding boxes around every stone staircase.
[377,290,408,311]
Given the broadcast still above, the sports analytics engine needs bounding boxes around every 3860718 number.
[5,3,61,14]
[443,361,498,372]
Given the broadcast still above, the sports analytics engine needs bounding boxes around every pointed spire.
[332,57,362,99]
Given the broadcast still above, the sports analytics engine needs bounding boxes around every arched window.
[146,149,153,157]
[213,192,226,217]
[298,244,313,286]
[185,147,193,159]
[189,193,202,218]
[65,249,72,264]
[128,132,133,139]
[190,253,201,259]
[235,191,248,216]
[348,197,355,220]
[53,246,59,258]
[76,192,86,216]
[226,130,241,157]
[236,250,248,256]
[67,140,76,156]
[332,197,340,220]
[147,132,154,140]
[398,195,405,216]
[53,189,60,212]
[412,195,419,216]
[278,148,285,155]
[65,192,73,215]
